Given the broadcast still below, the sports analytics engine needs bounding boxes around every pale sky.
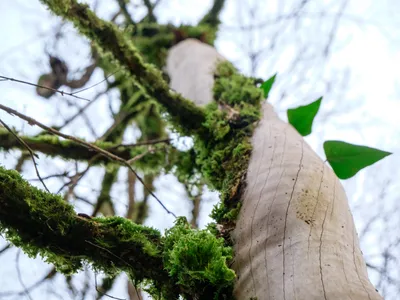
[0,0,399,299]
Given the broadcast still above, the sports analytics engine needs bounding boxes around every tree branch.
[199,0,226,28]
[40,0,206,136]
[0,166,173,290]
[116,0,135,25]
[0,166,235,299]
[0,128,169,167]
[142,0,157,23]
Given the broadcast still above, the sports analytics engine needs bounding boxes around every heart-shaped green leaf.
[287,97,322,136]
[260,74,277,99]
[324,140,392,179]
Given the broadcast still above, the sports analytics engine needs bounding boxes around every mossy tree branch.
[0,129,172,169]
[0,166,234,299]
[40,0,207,136]
[0,166,174,292]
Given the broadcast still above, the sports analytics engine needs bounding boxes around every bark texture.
[167,39,382,300]
[232,103,382,300]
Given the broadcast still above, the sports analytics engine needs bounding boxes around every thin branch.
[56,154,100,195]
[0,119,50,193]
[56,89,107,130]
[28,171,70,182]
[0,243,11,254]
[94,272,125,300]
[126,147,153,164]
[142,0,157,22]
[0,75,90,102]
[199,0,226,28]
[0,129,173,167]
[40,0,207,136]
[0,166,174,292]
[114,138,170,148]
[323,0,348,57]
[0,103,176,217]
[0,268,57,297]
[16,250,33,300]
[72,70,119,95]
[116,0,135,25]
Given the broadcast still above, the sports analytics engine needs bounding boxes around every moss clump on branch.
[0,127,187,173]
[0,166,167,279]
[163,217,235,299]
[194,61,263,226]
[0,166,236,299]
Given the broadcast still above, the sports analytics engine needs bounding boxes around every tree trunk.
[167,39,382,300]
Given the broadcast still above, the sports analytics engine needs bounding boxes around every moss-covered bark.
[0,166,235,299]
[0,128,188,171]
[0,166,167,281]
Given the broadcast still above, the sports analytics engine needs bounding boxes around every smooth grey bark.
[166,39,382,300]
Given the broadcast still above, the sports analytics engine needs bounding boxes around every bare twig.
[86,240,131,269]
[0,75,90,101]
[94,272,125,300]
[113,138,170,148]
[56,89,106,130]
[0,103,176,217]
[127,147,154,164]
[0,243,11,254]
[28,171,70,182]
[116,0,135,25]
[72,70,119,95]
[142,0,157,22]
[126,170,136,220]
[0,267,57,297]
[16,250,33,300]
[56,154,100,195]
[0,119,50,193]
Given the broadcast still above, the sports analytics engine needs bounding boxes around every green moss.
[128,23,217,67]
[23,2,261,298]
[41,0,207,136]
[194,61,262,225]
[0,166,171,282]
[1,166,240,299]
[164,217,234,299]
[93,216,161,258]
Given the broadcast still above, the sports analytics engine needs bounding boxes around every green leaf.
[260,74,277,98]
[324,140,392,179]
[287,97,322,136]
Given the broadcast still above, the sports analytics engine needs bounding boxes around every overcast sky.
[0,0,399,299]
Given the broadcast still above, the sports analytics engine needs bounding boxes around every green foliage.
[287,97,322,136]
[164,218,235,299]
[324,140,392,179]
[260,73,277,99]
